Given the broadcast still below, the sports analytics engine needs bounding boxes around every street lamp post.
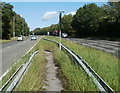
[59,10,64,50]
[13,16,15,38]
[22,20,24,36]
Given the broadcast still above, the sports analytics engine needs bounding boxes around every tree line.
[32,1,120,38]
[1,2,29,40]
[31,24,59,35]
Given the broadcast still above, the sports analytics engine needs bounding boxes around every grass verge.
[53,45,98,91]
[45,36,119,91]
[15,39,98,91]
[14,38,56,91]
[0,37,17,43]
[14,51,46,91]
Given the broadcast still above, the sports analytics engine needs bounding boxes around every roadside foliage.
[32,2,120,39]
[1,2,29,40]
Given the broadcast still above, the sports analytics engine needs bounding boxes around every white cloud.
[42,11,59,21]
[108,0,120,2]
[66,11,76,16]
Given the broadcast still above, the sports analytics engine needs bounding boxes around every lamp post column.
[59,11,64,50]
[13,17,15,38]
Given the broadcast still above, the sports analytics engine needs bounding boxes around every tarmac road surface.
[0,36,40,76]
[65,38,120,58]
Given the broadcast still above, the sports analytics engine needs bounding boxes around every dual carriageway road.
[0,37,119,77]
[0,37,40,77]
[66,38,120,58]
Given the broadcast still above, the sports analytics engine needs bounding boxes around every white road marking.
[0,37,41,81]
[0,69,10,81]
[7,47,10,49]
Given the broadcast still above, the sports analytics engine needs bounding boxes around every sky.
[5,1,108,31]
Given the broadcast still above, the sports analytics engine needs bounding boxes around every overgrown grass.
[14,39,99,91]
[14,51,46,91]
[54,46,98,91]
[14,39,56,91]
[45,36,119,91]
[5,36,118,91]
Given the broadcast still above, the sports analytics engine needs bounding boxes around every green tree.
[14,14,23,36]
[61,14,75,36]
[72,3,105,37]
[2,2,15,39]
[98,1,120,37]
[2,2,29,39]
[33,24,58,35]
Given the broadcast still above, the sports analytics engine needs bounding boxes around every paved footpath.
[43,50,63,92]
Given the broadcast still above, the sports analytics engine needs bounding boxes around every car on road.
[62,33,68,38]
[17,35,24,41]
[31,35,37,40]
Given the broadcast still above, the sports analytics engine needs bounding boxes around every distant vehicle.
[17,35,24,41]
[53,30,58,36]
[31,35,37,40]
[62,33,68,38]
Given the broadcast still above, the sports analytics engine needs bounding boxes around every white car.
[31,35,37,40]
[62,33,68,38]
[17,35,24,41]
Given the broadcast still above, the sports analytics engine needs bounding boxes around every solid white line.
[0,70,9,81]
[26,38,40,55]
[7,47,10,49]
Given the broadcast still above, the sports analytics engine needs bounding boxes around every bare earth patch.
[43,50,63,92]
